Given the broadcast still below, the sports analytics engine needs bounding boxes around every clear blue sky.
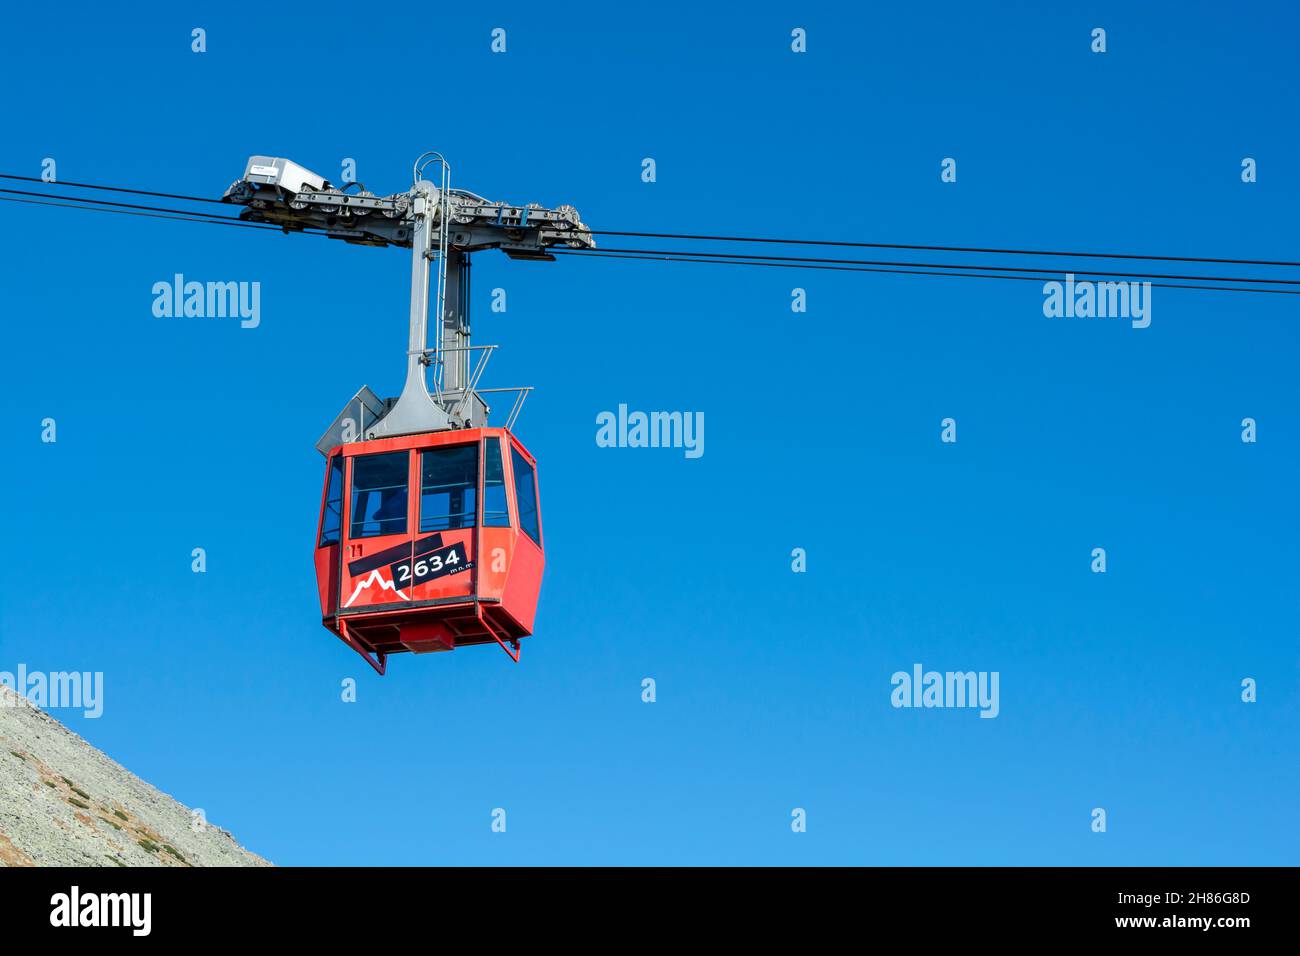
[1,1,1297,865]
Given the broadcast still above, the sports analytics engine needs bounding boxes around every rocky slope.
[0,684,268,867]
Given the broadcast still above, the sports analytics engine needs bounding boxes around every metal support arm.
[222,154,589,444]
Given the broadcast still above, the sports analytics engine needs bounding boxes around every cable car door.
[406,442,477,604]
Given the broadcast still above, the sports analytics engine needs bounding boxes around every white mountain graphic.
[343,569,410,608]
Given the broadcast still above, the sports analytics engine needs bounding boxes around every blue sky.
[1,1,1297,864]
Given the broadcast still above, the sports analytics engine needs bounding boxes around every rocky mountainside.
[0,684,268,867]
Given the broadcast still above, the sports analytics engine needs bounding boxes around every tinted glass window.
[350,452,409,538]
[318,454,344,547]
[511,446,541,545]
[484,438,511,528]
[421,445,477,532]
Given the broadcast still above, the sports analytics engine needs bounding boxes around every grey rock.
[0,684,269,867]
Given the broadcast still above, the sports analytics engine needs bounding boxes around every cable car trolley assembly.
[223,153,594,674]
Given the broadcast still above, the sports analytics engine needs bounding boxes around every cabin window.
[484,438,511,528]
[350,451,409,538]
[318,454,344,547]
[511,446,541,545]
[420,445,478,532]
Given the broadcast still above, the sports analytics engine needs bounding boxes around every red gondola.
[222,151,592,673]
[313,428,543,674]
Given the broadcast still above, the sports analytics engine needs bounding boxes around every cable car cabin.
[314,428,543,674]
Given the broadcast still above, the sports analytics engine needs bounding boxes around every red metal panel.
[501,535,544,633]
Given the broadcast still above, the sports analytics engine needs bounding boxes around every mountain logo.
[343,569,410,608]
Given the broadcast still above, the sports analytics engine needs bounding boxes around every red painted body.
[314,428,544,673]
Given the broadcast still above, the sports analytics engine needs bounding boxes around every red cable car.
[314,427,543,674]
[223,151,592,673]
